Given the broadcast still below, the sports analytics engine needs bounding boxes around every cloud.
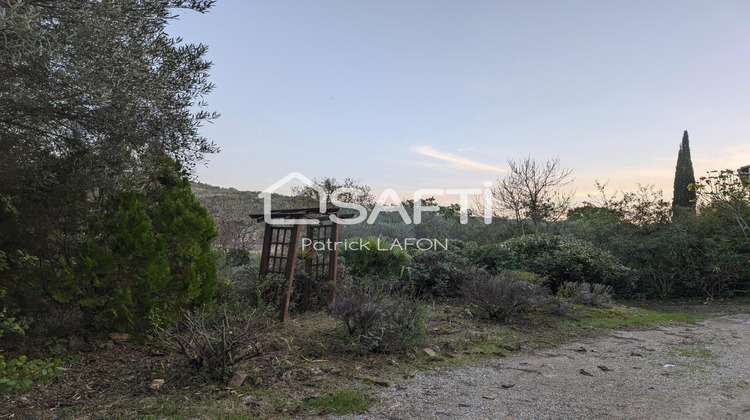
[411,146,504,172]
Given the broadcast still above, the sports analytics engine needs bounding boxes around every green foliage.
[455,241,515,274]
[0,0,219,334]
[151,172,218,307]
[0,307,64,394]
[52,169,217,331]
[690,169,750,238]
[673,130,697,215]
[459,234,633,294]
[255,274,289,317]
[0,354,64,394]
[566,181,750,299]
[338,238,412,281]
[58,192,171,330]
[408,249,481,297]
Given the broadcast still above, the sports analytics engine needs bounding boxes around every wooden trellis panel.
[302,222,339,310]
[252,208,348,323]
[258,224,301,323]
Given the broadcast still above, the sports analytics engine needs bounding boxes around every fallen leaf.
[501,384,515,389]
[482,395,495,400]
[597,365,612,372]
[579,369,594,377]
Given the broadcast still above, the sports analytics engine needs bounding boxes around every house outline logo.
[258,172,327,225]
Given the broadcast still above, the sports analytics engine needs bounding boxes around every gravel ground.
[337,313,750,420]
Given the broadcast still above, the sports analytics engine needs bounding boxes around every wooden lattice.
[302,222,339,311]
[250,208,344,322]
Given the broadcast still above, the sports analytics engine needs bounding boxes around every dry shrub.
[559,281,614,307]
[329,276,425,353]
[158,303,272,380]
[461,271,549,321]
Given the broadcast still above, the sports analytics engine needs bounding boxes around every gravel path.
[338,314,750,419]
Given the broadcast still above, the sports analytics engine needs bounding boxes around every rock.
[150,379,165,390]
[228,371,248,388]
[99,340,114,350]
[423,347,439,358]
[310,367,323,376]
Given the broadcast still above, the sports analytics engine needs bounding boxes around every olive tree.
[1,0,220,330]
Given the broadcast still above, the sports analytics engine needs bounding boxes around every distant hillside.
[191,182,308,250]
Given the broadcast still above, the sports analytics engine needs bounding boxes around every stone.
[423,347,439,358]
[228,371,248,388]
[150,379,165,390]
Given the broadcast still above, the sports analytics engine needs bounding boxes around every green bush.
[338,238,411,281]
[1,308,64,394]
[408,250,482,297]
[503,234,633,294]
[52,169,217,331]
[0,354,64,394]
[455,242,515,274]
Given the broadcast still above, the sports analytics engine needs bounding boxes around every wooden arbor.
[249,208,347,322]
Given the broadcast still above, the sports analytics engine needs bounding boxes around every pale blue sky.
[169,0,750,201]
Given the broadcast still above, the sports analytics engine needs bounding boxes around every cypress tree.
[672,130,697,216]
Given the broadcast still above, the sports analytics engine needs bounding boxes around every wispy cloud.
[411,146,504,172]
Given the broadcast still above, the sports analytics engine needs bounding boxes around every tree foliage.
[672,130,697,216]
[292,177,375,208]
[54,165,217,331]
[0,1,219,331]
[690,169,750,238]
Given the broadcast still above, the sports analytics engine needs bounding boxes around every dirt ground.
[341,312,750,419]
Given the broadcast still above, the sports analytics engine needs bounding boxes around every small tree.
[690,169,750,238]
[493,157,574,233]
[672,130,697,218]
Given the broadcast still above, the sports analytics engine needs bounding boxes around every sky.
[168,0,750,203]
